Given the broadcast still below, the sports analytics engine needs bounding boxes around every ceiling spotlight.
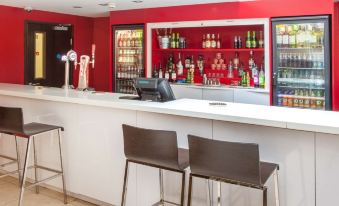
[132,0,143,3]
[73,6,83,9]
[108,2,116,8]
[98,2,116,8]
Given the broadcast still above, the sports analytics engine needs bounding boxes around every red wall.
[110,0,337,108]
[92,17,110,91]
[0,5,94,86]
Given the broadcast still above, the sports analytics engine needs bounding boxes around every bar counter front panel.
[0,83,338,206]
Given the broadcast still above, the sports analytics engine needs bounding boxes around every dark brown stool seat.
[0,106,67,206]
[20,123,64,137]
[187,135,280,206]
[121,124,189,206]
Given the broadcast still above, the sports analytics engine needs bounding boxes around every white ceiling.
[0,0,252,17]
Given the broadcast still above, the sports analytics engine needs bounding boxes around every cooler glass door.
[113,25,144,94]
[272,16,331,110]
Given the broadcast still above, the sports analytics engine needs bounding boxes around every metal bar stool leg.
[159,169,164,204]
[274,169,280,206]
[217,181,222,206]
[263,187,268,206]
[206,179,212,206]
[57,129,68,204]
[180,170,186,206]
[121,160,130,206]
[18,137,32,206]
[187,174,193,206]
[32,136,39,194]
[14,136,22,184]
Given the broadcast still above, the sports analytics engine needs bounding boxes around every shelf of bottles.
[115,28,144,94]
[151,25,266,88]
[275,23,326,110]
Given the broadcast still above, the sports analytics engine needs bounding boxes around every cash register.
[119,78,175,102]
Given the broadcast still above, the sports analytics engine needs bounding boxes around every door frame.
[24,20,74,85]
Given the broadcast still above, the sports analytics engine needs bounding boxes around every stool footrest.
[35,165,62,174]
[152,200,181,206]
[0,168,19,178]
[25,173,62,189]
[0,160,18,168]
[0,154,17,162]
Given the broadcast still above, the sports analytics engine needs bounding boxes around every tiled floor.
[0,176,97,206]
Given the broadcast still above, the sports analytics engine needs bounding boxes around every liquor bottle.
[118,34,123,47]
[246,71,251,87]
[227,60,234,78]
[126,32,131,47]
[197,55,204,76]
[249,50,255,70]
[246,31,251,48]
[288,25,296,48]
[202,34,206,49]
[122,34,127,47]
[171,33,176,49]
[205,34,211,49]
[296,25,305,48]
[304,25,312,48]
[153,64,159,78]
[190,56,195,83]
[282,25,289,48]
[211,34,217,49]
[238,63,244,78]
[171,68,177,83]
[242,71,247,87]
[252,31,257,48]
[159,63,163,78]
[238,36,242,48]
[252,64,259,88]
[164,67,170,80]
[176,53,184,76]
[259,65,265,88]
[233,52,240,69]
[234,36,239,49]
[176,33,180,49]
[185,56,191,69]
[216,33,221,49]
[258,31,264,48]
[276,26,283,48]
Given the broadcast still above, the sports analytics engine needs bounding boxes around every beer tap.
[76,44,96,91]
[61,50,77,89]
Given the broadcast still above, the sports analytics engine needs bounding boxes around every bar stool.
[121,124,189,206]
[0,106,67,206]
[187,135,280,206]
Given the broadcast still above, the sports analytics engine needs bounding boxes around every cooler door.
[272,16,331,110]
[113,25,144,94]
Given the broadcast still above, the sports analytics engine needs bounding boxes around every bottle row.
[276,24,324,49]
[278,69,324,79]
[117,54,143,64]
[116,80,137,94]
[277,89,325,109]
[117,65,144,79]
[152,51,265,88]
[117,30,143,48]
[118,49,143,55]
[156,30,187,49]
[278,53,325,68]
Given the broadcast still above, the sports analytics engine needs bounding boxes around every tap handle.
[91,44,96,68]
[74,60,78,70]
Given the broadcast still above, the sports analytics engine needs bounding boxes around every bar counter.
[0,83,338,206]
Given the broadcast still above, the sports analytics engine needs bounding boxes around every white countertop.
[0,83,337,135]
[171,83,270,93]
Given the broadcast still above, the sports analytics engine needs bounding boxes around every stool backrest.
[188,135,261,186]
[0,106,24,135]
[122,124,180,170]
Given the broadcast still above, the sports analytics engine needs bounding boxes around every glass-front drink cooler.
[113,25,145,94]
[272,16,331,110]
